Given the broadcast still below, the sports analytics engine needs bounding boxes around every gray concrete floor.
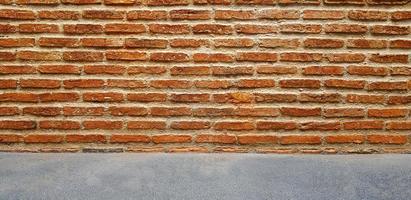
[0,153,410,200]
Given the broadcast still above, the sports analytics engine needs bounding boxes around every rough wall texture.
[0,0,410,153]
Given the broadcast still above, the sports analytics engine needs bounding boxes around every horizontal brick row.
[1,38,411,50]
[1,23,411,36]
[1,65,410,76]
[1,92,410,105]
[0,134,408,145]
[0,0,409,6]
[0,52,409,63]
[1,107,411,118]
[1,9,410,21]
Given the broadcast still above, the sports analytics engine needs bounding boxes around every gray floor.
[0,153,410,200]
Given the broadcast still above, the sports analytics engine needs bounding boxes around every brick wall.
[0,0,410,153]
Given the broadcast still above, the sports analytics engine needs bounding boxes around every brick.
[214,39,254,48]
[0,24,17,33]
[391,11,411,21]
[324,0,365,4]
[83,92,123,102]
[0,120,36,129]
[259,39,300,49]
[63,107,104,116]
[325,135,365,144]
[212,67,253,76]
[300,122,341,131]
[110,135,150,143]
[106,51,147,61]
[371,25,409,35]
[38,11,80,20]
[390,40,411,49]
[215,10,255,20]
[0,134,23,143]
[348,10,388,21]
[254,93,297,102]
[39,92,79,102]
[125,39,167,49]
[0,65,36,75]
[303,66,343,75]
[80,38,124,48]
[194,53,234,63]
[0,107,19,116]
[170,94,210,103]
[236,24,278,34]
[0,38,34,47]
[84,65,126,75]
[368,135,407,144]
[109,107,147,116]
[233,108,280,117]
[304,39,344,48]
[324,79,366,89]
[170,39,209,48]
[64,24,103,34]
[369,54,408,64]
[105,23,146,34]
[127,121,166,129]
[235,0,275,4]
[23,107,61,116]
[281,107,321,117]
[324,108,365,118]
[279,79,320,88]
[63,51,104,62]
[25,135,63,143]
[386,121,411,130]
[152,135,191,143]
[104,0,136,4]
[149,24,189,34]
[237,52,277,62]
[368,109,408,118]
[346,94,385,104]
[347,66,388,76]
[324,24,367,34]
[127,10,167,20]
[387,96,411,105]
[195,80,233,89]
[193,0,230,4]
[61,0,101,4]
[38,65,80,74]
[237,79,275,88]
[280,24,321,34]
[20,79,61,89]
[193,24,233,35]
[150,53,189,62]
[280,53,322,62]
[256,121,297,130]
[195,134,236,144]
[128,66,166,74]
[171,66,210,76]
[127,93,167,102]
[150,107,191,116]
[150,80,192,88]
[64,79,105,89]
[193,108,234,117]
[0,80,17,89]
[170,121,211,130]
[0,9,36,20]
[0,93,38,102]
[256,66,297,74]
[17,51,61,61]
[214,121,254,131]
[326,53,366,63]
[368,81,408,91]
[213,92,254,103]
[258,9,299,20]
[171,10,211,20]
[39,120,80,130]
[347,39,387,49]
[343,120,384,130]
[107,79,146,89]
[83,10,125,19]
[83,121,123,129]
[303,10,345,20]
[299,93,341,103]
[146,0,188,6]
[38,38,79,48]
[66,134,107,143]
[280,135,321,145]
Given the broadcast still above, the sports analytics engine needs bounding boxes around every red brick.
[325,135,365,144]
[63,51,104,62]
[23,107,61,116]
[39,92,79,102]
[38,11,80,20]
[170,39,209,48]
[279,79,320,88]
[254,93,297,102]
[347,66,388,76]
[236,24,278,34]
[20,79,60,89]
[80,38,123,48]
[259,39,300,49]
[110,135,150,143]
[125,39,167,49]
[146,0,188,6]
[0,93,38,102]
[171,9,211,20]
[258,9,299,19]
[25,135,63,143]
[212,67,253,76]
[171,66,210,76]
[303,10,345,20]
[0,134,23,143]
[280,135,321,145]
[63,107,104,116]
[368,109,408,118]
[369,54,408,64]
[371,25,410,35]
[195,134,236,144]
[0,80,17,89]
[325,53,366,63]
[343,120,384,130]
[214,121,254,131]
[39,120,81,130]
[256,121,297,130]
[105,23,146,34]
[299,93,341,103]
[303,66,344,75]
[84,65,126,75]
[83,92,123,102]
[0,38,34,47]
[150,80,192,89]
[150,53,189,62]
[324,24,367,34]
[348,10,388,21]
[150,107,191,116]
[170,94,210,103]
[127,93,167,102]
[215,10,255,20]
[0,120,36,129]
[152,135,191,143]
[193,24,233,35]
[324,108,365,118]
[368,135,407,144]
[236,52,277,62]
[17,51,61,61]
[66,134,107,143]
[300,122,341,131]
[127,10,167,20]
[0,9,36,20]
[83,10,125,19]
[280,24,321,34]
[64,79,105,89]
[38,65,80,74]
[127,121,166,129]
[106,51,147,61]
[193,53,234,63]
[280,53,322,62]
[0,107,19,116]
[304,38,344,48]
[281,107,321,117]
[109,107,147,116]
[346,94,385,104]
[171,121,211,130]
[390,40,411,49]
[346,39,387,49]
[386,121,411,130]
[391,11,411,21]
[149,24,189,34]
[368,81,408,91]
[38,38,79,48]
[83,121,123,130]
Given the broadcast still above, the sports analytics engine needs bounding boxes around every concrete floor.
[0,153,410,200]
